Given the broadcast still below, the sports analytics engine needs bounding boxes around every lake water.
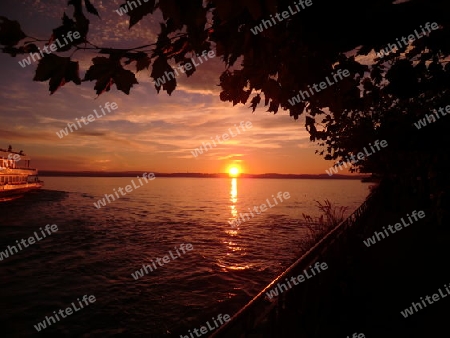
[0,177,370,337]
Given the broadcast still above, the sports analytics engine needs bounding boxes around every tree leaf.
[215,0,238,21]
[50,13,84,52]
[68,0,83,13]
[119,0,156,28]
[181,58,196,77]
[122,51,151,71]
[243,0,262,20]
[267,100,279,114]
[264,0,277,14]
[136,56,151,72]
[151,56,177,95]
[84,56,138,95]
[33,54,81,94]
[0,16,27,46]
[2,43,38,57]
[84,0,100,18]
[250,94,261,112]
[114,67,139,94]
[158,0,181,29]
[83,57,116,95]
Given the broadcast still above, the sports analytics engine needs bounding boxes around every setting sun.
[228,166,240,177]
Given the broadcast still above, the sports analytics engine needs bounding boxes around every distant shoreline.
[39,171,369,180]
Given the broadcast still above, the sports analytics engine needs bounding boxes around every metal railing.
[211,188,379,338]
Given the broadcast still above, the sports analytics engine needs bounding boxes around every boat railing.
[12,167,36,171]
[210,187,380,338]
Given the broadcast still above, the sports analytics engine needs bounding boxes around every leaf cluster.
[1,0,450,180]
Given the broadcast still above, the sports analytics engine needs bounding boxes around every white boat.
[0,148,43,197]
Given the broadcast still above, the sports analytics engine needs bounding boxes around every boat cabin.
[0,149,36,185]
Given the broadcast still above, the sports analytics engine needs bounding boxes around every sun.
[228,166,240,177]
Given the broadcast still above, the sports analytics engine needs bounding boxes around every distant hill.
[39,171,368,180]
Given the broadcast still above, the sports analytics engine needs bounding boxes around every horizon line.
[37,170,369,179]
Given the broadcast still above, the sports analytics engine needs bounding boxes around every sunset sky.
[0,0,355,175]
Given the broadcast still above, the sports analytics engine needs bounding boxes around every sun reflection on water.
[216,177,253,272]
[230,178,238,220]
